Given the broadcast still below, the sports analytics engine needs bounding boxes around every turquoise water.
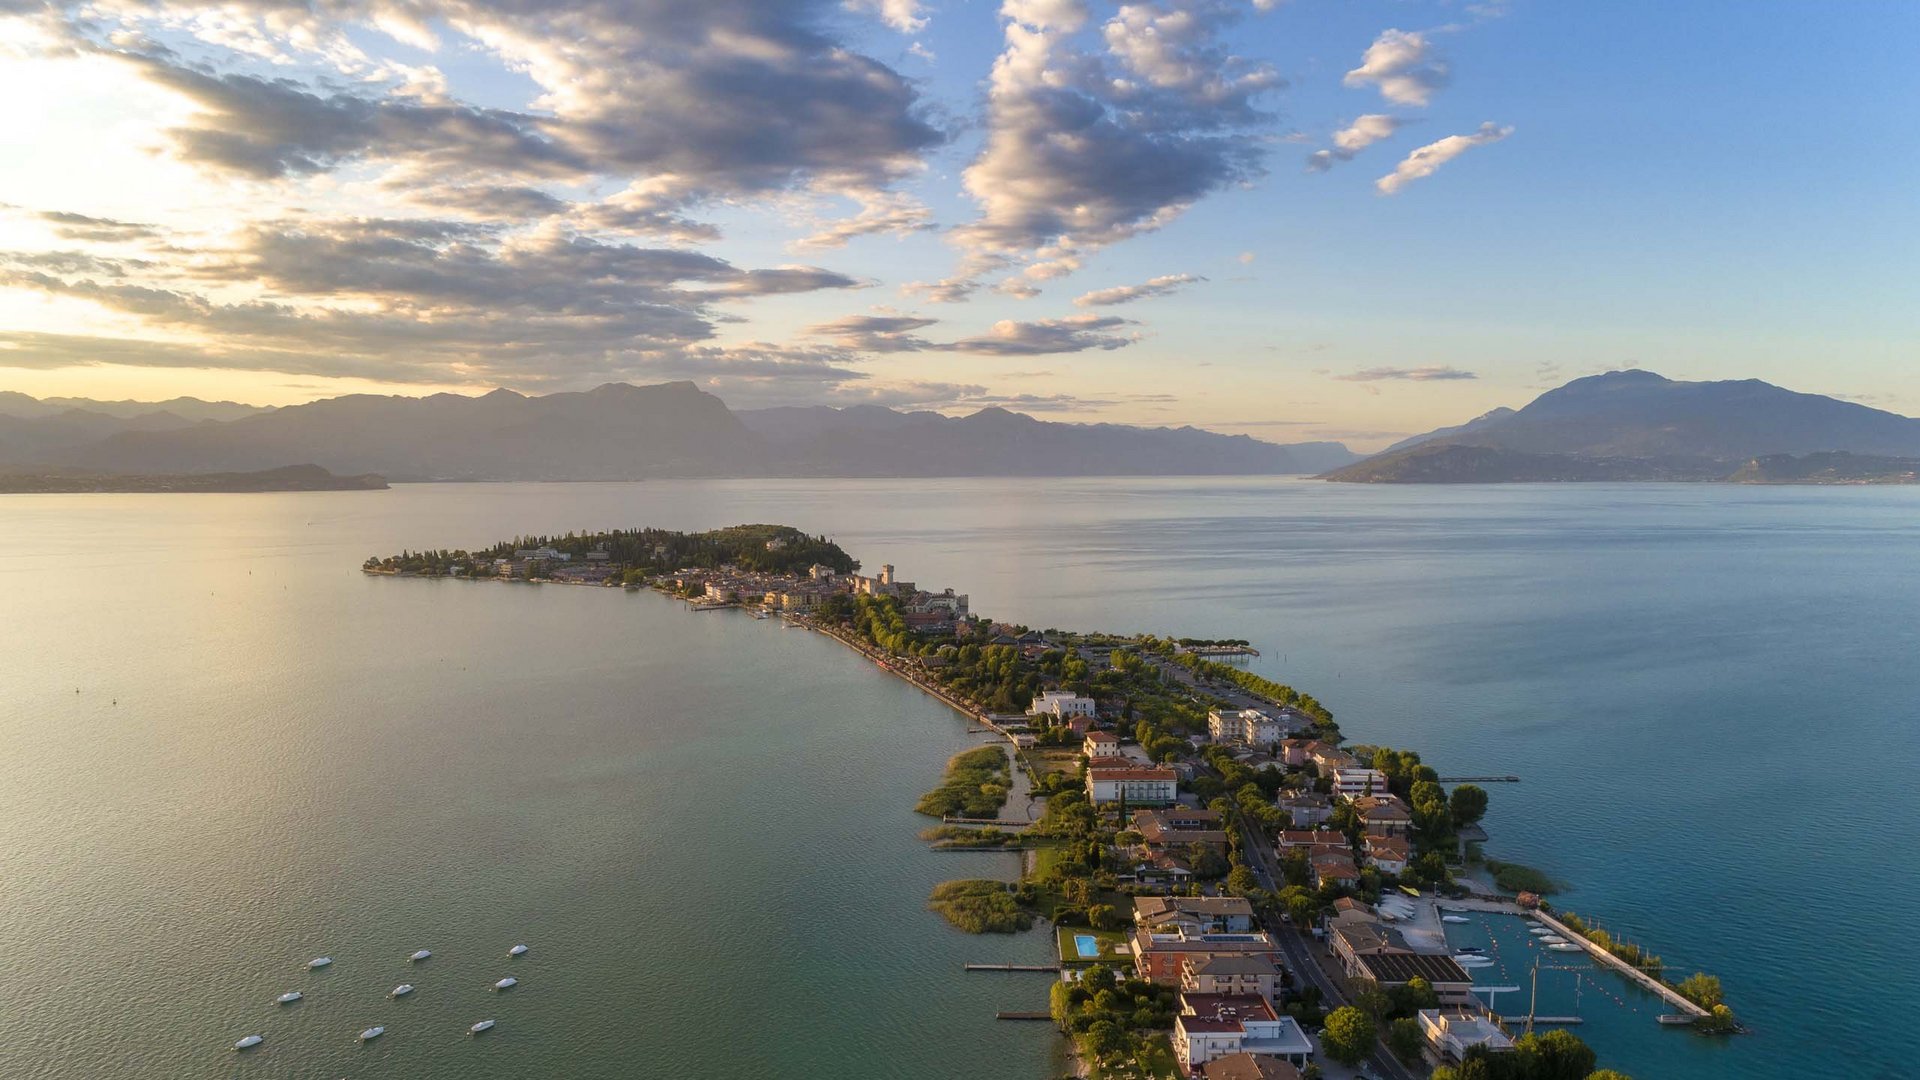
[1074,935,1101,959]
[4,477,1917,1078]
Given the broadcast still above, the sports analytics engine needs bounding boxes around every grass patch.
[929,879,1035,933]
[919,825,1027,849]
[1486,858,1562,895]
[1055,924,1130,965]
[916,746,1012,818]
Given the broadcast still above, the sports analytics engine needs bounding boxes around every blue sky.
[0,0,1913,449]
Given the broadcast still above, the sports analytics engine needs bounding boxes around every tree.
[1226,863,1260,897]
[1081,964,1117,993]
[1085,1019,1128,1058]
[1319,1006,1376,1067]
[1386,1016,1423,1062]
[1450,784,1489,828]
[1187,842,1230,880]
[1515,1029,1597,1080]
[1585,1072,1635,1080]
[1674,972,1723,1009]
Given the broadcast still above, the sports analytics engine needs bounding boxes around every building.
[1329,921,1410,974]
[1418,1009,1516,1063]
[1276,791,1333,827]
[1351,795,1414,838]
[1201,1053,1303,1080]
[1350,954,1476,1004]
[1133,896,1257,935]
[1308,746,1360,776]
[1031,690,1098,720]
[1132,926,1280,985]
[1208,708,1283,747]
[1363,834,1412,875]
[1173,994,1315,1072]
[1133,809,1230,854]
[1277,830,1349,855]
[1181,955,1284,1001]
[1330,767,1389,799]
[1087,765,1178,806]
[1083,730,1126,759]
[1309,851,1361,889]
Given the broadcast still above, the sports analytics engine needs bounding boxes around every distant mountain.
[1728,452,1920,485]
[0,391,269,423]
[11,383,1352,481]
[1328,370,1920,483]
[1380,407,1516,455]
[0,463,386,493]
[737,405,1358,477]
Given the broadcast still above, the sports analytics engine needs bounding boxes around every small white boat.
[469,1019,496,1035]
[1529,927,1554,936]
[508,944,529,956]
[359,1026,385,1042]
[410,949,431,962]
[492,977,517,991]
[1441,915,1470,924]
[1549,942,1583,952]
[390,984,414,998]
[308,957,333,969]
[1538,935,1567,944]
[276,991,302,1004]
[234,1035,264,1050]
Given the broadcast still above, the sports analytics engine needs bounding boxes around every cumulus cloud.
[1305,114,1408,172]
[844,0,929,33]
[1343,29,1448,106]
[1073,273,1202,306]
[938,0,1279,297]
[1332,366,1478,382]
[1375,122,1512,194]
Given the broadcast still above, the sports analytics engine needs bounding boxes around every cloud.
[948,314,1136,355]
[1375,122,1512,194]
[37,211,162,243]
[939,0,1279,296]
[1343,29,1448,106]
[1305,114,1408,172]
[844,0,929,33]
[1332,365,1478,382]
[1073,273,1202,306]
[806,314,941,352]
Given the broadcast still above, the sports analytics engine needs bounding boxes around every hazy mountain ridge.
[1329,371,1920,483]
[1,383,1355,480]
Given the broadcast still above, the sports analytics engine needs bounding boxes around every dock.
[1529,912,1709,1021]
[1435,775,1522,783]
[966,964,1057,973]
[1499,1015,1583,1025]
[995,1012,1053,1021]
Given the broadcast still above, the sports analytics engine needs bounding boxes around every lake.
[3,477,1916,1079]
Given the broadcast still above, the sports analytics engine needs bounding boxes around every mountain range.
[0,383,1357,481]
[1327,370,1920,483]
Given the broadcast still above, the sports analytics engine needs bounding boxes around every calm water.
[4,478,1918,1079]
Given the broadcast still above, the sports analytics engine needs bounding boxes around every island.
[0,463,387,493]
[364,523,1737,1079]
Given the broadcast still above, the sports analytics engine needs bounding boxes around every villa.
[1362,834,1412,875]
[1132,927,1279,985]
[1351,795,1414,838]
[1172,994,1315,1073]
[1276,791,1332,827]
[1134,809,1230,853]
[1031,689,1097,721]
[1329,767,1389,798]
[1309,851,1361,889]
[1133,896,1257,935]
[1084,730,1126,759]
[1181,954,1284,1001]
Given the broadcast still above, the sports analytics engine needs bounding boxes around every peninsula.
[364,524,1734,1080]
[0,463,387,493]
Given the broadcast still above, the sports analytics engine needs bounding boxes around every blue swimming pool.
[1074,934,1100,959]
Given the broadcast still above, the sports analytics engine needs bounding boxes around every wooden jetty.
[1499,1015,1583,1025]
[996,1012,1053,1021]
[965,964,1057,973]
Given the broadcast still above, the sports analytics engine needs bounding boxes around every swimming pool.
[1074,934,1100,959]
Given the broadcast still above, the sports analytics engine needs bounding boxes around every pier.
[1436,775,1522,783]
[1530,911,1709,1021]
[965,964,1057,973]
[1498,1015,1584,1025]
[995,1012,1054,1021]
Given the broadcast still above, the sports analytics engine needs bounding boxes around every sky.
[0,1,1915,451]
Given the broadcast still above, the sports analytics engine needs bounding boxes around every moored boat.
[391,984,414,997]
[233,1035,264,1050]
[276,991,302,1004]
[359,1026,385,1042]
[1549,942,1583,952]
[509,944,529,956]
[308,957,333,969]
[410,949,431,962]
[492,977,517,991]
[469,1019,496,1035]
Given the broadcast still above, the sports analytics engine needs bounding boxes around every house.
[1276,791,1332,828]
[1329,921,1410,974]
[1181,954,1284,1001]
[1207,708,1284,747]
[1159,806,1222,830]
[1087,765,1178,806]
[1173,994,1315,1072]
[1030,690,1097,720]
[514,546,568,561]
[1308,746,1359,776]
[1350,954,1476,1004]
[1330,767,1389,799]
[1133,897,1257,935]
[1309,851,1361,889]
[1083,730,1127,759]
[1201,1053,1303,1080]
[1419,1009,1516,1063]
[1133,809,1230,853]
[1363,834,1412,875]
[1277,830,1349,855]
[1351,795,1414,838]
[1064,713,1097,737]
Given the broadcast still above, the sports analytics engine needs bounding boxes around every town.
[364,525,1734,1080]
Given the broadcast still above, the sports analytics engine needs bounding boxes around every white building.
[1418,1009,1515,1062]
[1028,690,1096,720]
[1087,765,1178,805]
[1330,767,1389,799]
[1083,730,1126,759]
[1173,994,1315,1072]
[1208,708,1283,746]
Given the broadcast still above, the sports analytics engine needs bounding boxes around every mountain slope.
[0,392,269,423]
[1330,370,1920,482]
[737,404,1358,476]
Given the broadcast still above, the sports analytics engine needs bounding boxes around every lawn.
[1055,924,1131,966]
[1091,1034,1181,1080]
